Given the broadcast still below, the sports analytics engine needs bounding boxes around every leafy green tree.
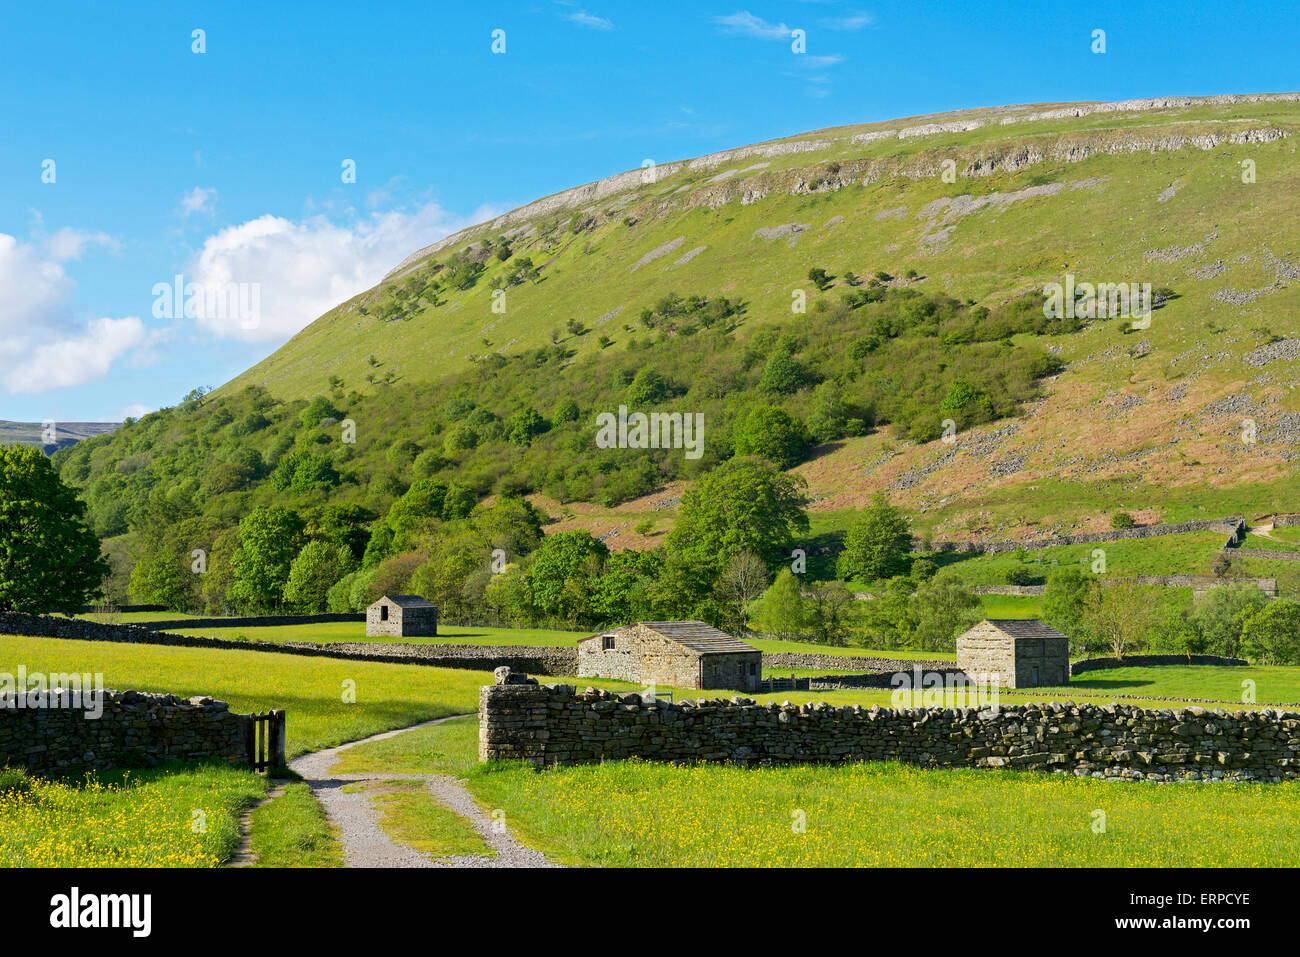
[805,382,852,443]
[627,369,670,405]
[227,506,305,612]
[858,576,916,648]
[528,530,609,623]
[507,408,545,446]
[551,399,580,426]
[0,445,108,614]
[836,494,912,582]
[938,379,994,429]
[283,541,356,612]
[1042,567,1097,650]
[1191,582,1269,658]
[731,405,809,469]
[667,458,810,588]
[752,569,810,639]
[484,563,535,624]
[759,347,807,394]
[591,548,663,625]
[804,580,860,645]
[1241,599,1300,664]
[909,574,981,651]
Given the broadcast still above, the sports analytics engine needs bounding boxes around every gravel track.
[288,715,558,868]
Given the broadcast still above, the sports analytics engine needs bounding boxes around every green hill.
[53,93,1300,612]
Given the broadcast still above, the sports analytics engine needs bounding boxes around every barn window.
[749,663,757,676]
[602,635,615,650]
[380,605,389,621]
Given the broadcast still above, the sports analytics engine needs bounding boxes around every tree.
[1042,567,1097,651]
[909,574,981,651]
[667,458,809,587]
[507,407,545,446]
[0,445,108,614]
[528,530,608,623]
[283,541,356,613]
[227,506,305,612]
[836,494,912,582]
[715,550,769,631]
[1083,583,1158,659]
[804,580,859,645]
[759,347,807,394]
[731,405,809,469]
[1241,599,1300,664]
[937,379,993,429]
[1191,582,1269,658]
[751,569,810,640]
[805,382,851,443]
[627,369,671,405]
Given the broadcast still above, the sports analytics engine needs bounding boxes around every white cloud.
[188,202,496,343]
[46,227,118,262]
[0,232,146,395]
[181,186,217,216]
[119,402,156,420]
[714,11,793,39]
[6,316,147,394]
[821,13,873,30]
[566,10,613,29]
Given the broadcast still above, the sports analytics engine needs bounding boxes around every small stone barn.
[366,595,438,638]
[956,619,1069,689]
[578,621,762,692]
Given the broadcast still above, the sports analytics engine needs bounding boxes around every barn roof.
[375,594,435,608]
[641,621,759,654]
[983,619,1067,640]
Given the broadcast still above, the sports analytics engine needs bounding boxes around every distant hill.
[0,421,120,453]
[53,93,1300,597]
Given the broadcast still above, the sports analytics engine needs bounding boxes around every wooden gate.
[247,710,287,771]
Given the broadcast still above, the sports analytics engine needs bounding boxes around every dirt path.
[288,715,558,868]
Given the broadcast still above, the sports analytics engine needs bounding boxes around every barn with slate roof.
[366,594,438,638]
[956,618,1069,689]
[578,621,762,692]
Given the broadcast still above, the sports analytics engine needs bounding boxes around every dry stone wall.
[0,612,575,675]
[924,517,1243,555]
[0,689,248,777]
[480,676,1300,782]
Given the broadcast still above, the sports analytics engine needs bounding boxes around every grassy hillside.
[51,93,1300,613]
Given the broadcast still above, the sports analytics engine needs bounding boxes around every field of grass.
[0,763,265,867]
[976,594,1043,618]
[340,715,1300,867]
[931,532,1231,587]
[247,781,344,868]
[0,634,485,757]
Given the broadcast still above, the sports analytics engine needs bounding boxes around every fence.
[246,710,287,771]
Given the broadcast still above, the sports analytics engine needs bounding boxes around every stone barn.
[956,619,1069,689]
[578,621,762,692]
[366,595,438,638]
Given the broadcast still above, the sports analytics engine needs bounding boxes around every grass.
[366,779,492,859]
[931,532,1232,587]
[0,634,485,758]
[331,714,1300,867]
[0,763,265,867]
[247,781,344,867]
[333,716,481,777]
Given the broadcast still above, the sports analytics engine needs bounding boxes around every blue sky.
[2,0,1296,422]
